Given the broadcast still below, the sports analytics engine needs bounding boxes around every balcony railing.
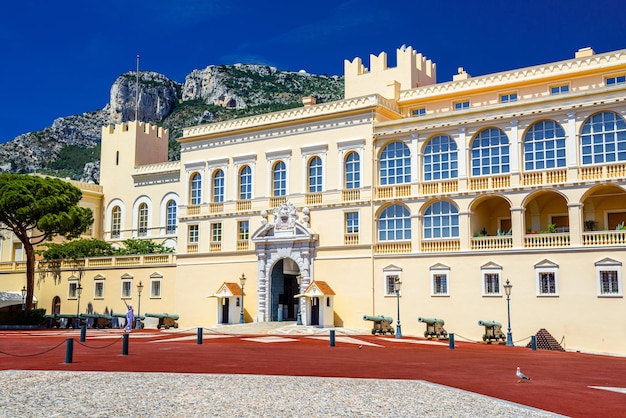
[420,180,459,195]
[469,175,510,191]
[210,243,222,253]
[582,230,626,246]
[237,240,250,251]
[342,189,360,201]
[236,200,252,211]
[344,233,359,245]
[524,233,570,248]
[305,192,322,205]
[421,239,460,253]
[579,163,626,181]
[209,203,224,213]
[270,196,287,208]
[374,241,411,254]
[470,236,513,250]
[375,184,411,199]
[187,205,200,216]
[522,169,567,186]
[187,243,199,253]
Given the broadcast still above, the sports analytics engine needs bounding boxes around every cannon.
[44,314,81,329]
[363,315,394,335]
[418,317,448,339]
[113,313,145,329]
[478,320,506,344]
[80,313,114,329]
[145,313,179,329]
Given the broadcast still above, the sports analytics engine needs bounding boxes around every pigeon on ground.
[516,367,531,383]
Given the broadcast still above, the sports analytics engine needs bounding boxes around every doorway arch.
[51,296,61,315]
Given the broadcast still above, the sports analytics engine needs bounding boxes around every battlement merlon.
[102,121,169,140]
[344,46,437,100]
[101,121,169,169]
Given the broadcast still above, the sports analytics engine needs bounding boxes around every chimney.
[575,47,595,58]
[302,96,317,107]
[453,67,470,81]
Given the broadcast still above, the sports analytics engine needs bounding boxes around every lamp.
[136,281,144,329]
[504,279,513,346]
[239,273,246,324]
[296,273,303,325]
[76,283,83,329]
[21,285,27,311]
[394,277,402,339]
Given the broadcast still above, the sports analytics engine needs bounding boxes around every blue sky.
[1,0,625,143]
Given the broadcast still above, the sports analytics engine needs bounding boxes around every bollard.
[122,333,129,356]
[65,338,74,363]
[329,329,335,347]
[197,327,203,345]
[277,306,283,322]
[531,335,537,350]
[80,325,86,342]
[449,333,455,350]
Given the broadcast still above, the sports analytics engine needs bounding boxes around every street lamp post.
[136,281,144,329]
[239,273,246,324]
[504,279,513,346]
[21,286,27,311]
[76,283,83,329]
[395,277,402,339]
[296,273,303,326]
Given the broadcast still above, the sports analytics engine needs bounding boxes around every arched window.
[272,161,286,196]
[379,141,411,185]
[524,120,566,171]
[166,200,177,234]
[190,173,202,205]
[308,156,322,193]
[580,111,626,165]
[111,206,121,239]
[423,135,458,181]
[138,203,148,236]
[239,165,252,200]
[345,151,360,189]
[212,169,224,203]
[471,128,510,176]
[378,204,411,241]
[423,201,459,239]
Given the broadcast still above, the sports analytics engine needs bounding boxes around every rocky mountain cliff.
[0,65,343,183]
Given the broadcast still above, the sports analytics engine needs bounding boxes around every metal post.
[65,338,74,364]
[395,278,402,339]
[449,333,455,349]
[531,335,537,350]
[80,325,86,342]
[239,274,246,324]
[21,286,26,311]
[136,281,143,329]
[75,283,82,330]
[329,329,335,347]
[296,273,303,325]
[197,327,203,345]
[504,279,514,347]
[122,333,129,356]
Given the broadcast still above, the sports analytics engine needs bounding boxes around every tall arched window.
[378,204,411,241]
[380,141,411,185]
[190,173,202,205]
[239,165,252,200]
[138,203,148,236]
[423,135,458,181]
[166,200,177,234]
[580,111,626,165]
[345,151,360,189]
[111,206,121,239]
[524,120,566,171]
[471,128,510,176]
[308,156,322,193]
[212,169,224,203]
[272,161,286,196]
[423,201,459,239]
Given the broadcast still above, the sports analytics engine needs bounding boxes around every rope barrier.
[0,339,66,357]
[450,333,479,343]
[514,335,533,344]
[75,335,124,349]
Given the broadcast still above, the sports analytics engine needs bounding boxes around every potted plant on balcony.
[616,221,626,230]
[584,220,597,231]
[473,227,488,237]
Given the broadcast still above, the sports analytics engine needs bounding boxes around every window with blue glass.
[580,111,626,165]
[190,173,202,205]
[606,75,626,85]
[500,92,518,103]
[423,135,458,181]
[378,205,411,241]
[471,128,510,176]
[239,165,252,200]
[272,161,286,196]
[379,141,411,185]
[345,152,360,189]
[454,100,470,110]
[550,84,569,95]
[523,120,566,171]
[423,201,459,239]
[166,200,177,234]
[308,156,322,193]
[412,107,426,117]
[345,211,359,234]
[212,169,224,203]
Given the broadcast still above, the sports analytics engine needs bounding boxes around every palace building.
[2,45,626,355]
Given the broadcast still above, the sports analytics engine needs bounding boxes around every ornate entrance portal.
[252,203,317,322]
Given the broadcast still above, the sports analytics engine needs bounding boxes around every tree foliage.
[114,238,174,255]
[0,174,93,311]
[39,237,174,260]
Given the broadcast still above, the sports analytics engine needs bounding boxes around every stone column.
[511,207,525,248]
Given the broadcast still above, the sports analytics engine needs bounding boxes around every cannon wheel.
[389,329,394,335]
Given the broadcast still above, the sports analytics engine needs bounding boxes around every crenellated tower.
[344,45,437,100]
